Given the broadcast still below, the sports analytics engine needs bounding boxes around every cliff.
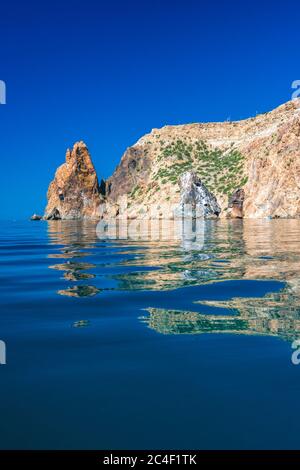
[44,99,300,220]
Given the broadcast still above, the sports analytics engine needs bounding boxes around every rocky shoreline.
[33,99,300,221]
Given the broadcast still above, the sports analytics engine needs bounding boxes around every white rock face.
[178,172,221,218]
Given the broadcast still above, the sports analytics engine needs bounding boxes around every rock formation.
[30,213,43,221]
[227,188,245,218]
[45,141,103,220]
[178,172,220,218]
[44,99,300,220]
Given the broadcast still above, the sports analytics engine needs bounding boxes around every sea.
[0,218,300,449]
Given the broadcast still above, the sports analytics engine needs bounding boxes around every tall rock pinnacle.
[44,141,103,220]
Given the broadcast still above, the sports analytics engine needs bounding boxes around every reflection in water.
[49,262,96,272]
[47,221,99,296]
[141,283,300,340]
[58,285,101,298]
[48,251,92,259]
[63,271,95,281]
[140,308,247,335]
[47,219,300,342]
[73,320,90,328]
[49,261,96,282]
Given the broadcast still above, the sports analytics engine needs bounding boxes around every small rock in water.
[30,214,43,221]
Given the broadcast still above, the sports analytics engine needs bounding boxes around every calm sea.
[0,219,300,449]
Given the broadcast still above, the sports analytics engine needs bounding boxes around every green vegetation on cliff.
[154,139,247,195]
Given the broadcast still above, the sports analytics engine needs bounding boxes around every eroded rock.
[44,141,103,220]
[179,172,221,218]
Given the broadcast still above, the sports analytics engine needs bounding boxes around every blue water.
[1,219,300,449]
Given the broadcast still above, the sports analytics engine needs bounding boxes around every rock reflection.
[63,271,95,281]
[48,251,92,259]
[58,286,100,298]
[138,219,300,342]
[49,262,96,272]
[47,221,99,297]
[73,320,90,328]
[114,219,300,290]
[141,280,300,341]
[140,308,247,335]
[46,219,300,341]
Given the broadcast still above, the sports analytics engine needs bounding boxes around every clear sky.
[0,0,299,219]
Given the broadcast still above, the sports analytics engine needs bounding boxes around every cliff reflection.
[111,219,300,291]
[46,219,300,341]
[47,221,99,297]
[141,280,300,342]
[139,220,300,342]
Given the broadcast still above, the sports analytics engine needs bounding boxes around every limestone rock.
[45,141,102,220]
[178,172,221,218]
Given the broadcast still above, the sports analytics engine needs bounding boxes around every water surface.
[1,219,300,449]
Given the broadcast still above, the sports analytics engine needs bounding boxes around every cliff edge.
[44,100,300,220]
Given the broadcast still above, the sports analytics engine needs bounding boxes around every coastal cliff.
[44,100,300,220]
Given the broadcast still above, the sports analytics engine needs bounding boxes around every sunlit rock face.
[45,141,103,220]
[103,99,300,219]
[242,103,300,218]
[105,146,152,203]
[44,100,300,220]
[178,172,221,218]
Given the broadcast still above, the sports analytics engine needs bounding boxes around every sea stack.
[44,141,104,220]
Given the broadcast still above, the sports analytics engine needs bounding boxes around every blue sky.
[0,0,299,219]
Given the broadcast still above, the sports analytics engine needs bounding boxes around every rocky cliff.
[44,99,300,220]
